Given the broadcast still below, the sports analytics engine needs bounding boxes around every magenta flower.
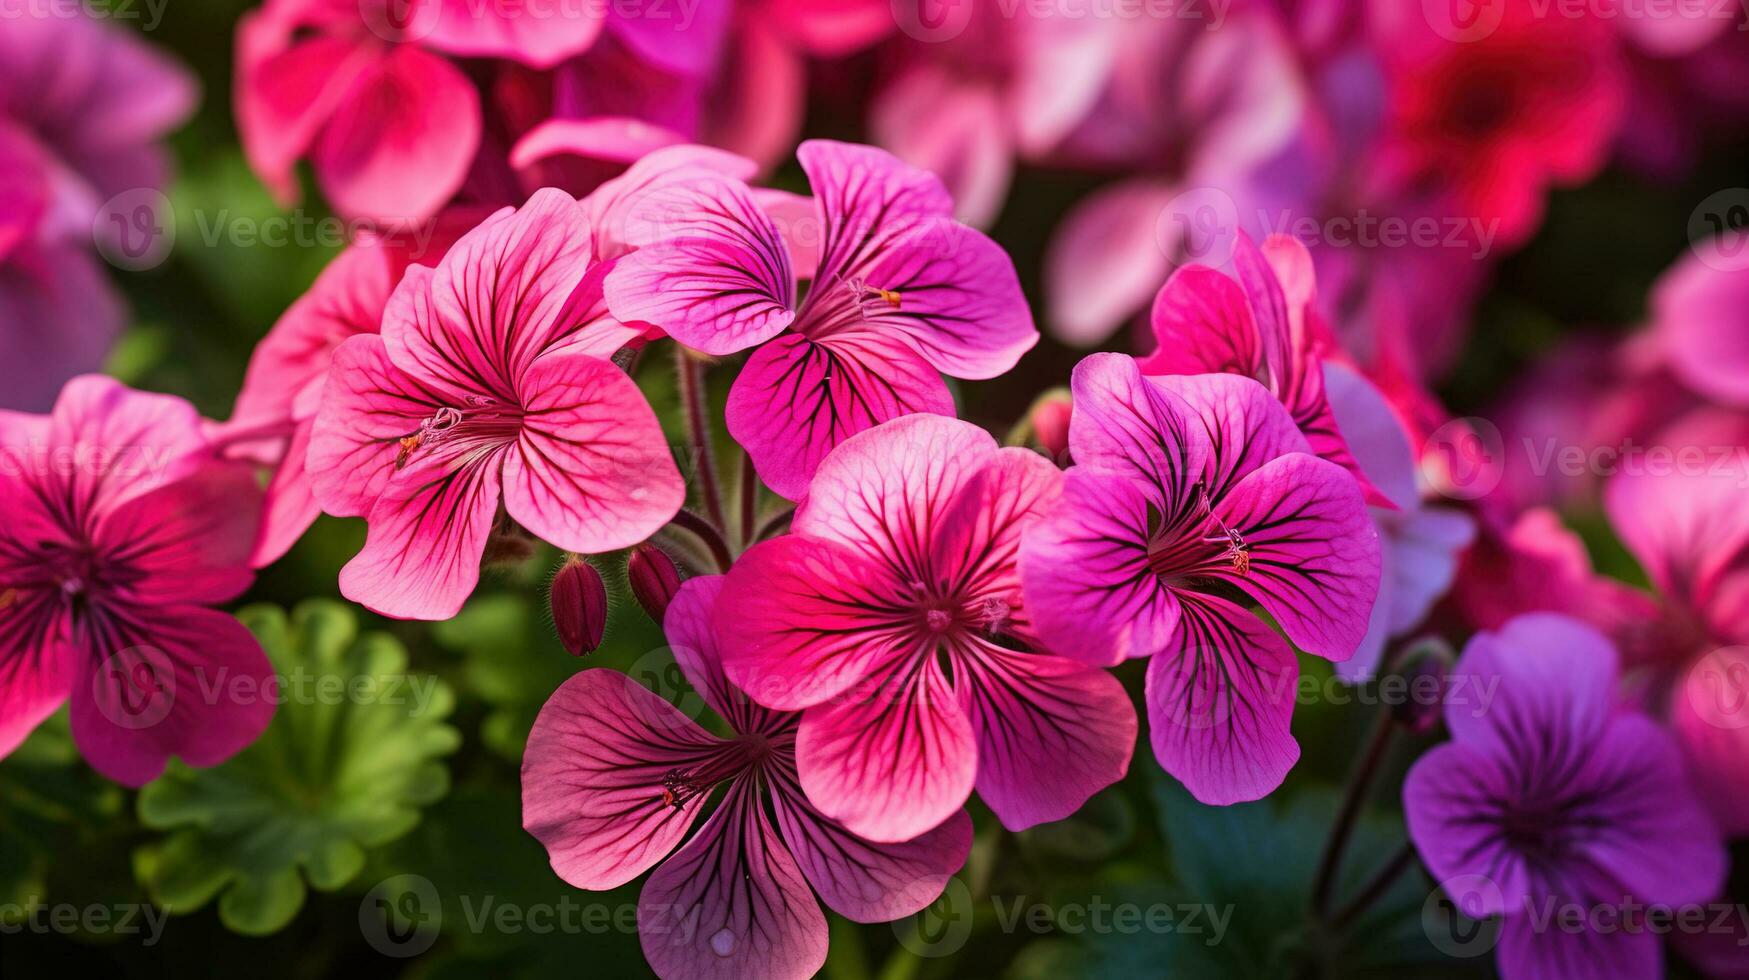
[1138,232,1384,504]
[1019,353,1378,804]
[602,139,1037,499]
[308,189,683,620]
[0,376,274,785]
[1405,613,1726,980]
[714,414,1136,842]
[524,576,970,980]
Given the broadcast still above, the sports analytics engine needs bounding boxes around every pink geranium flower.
[1138,232,1386,504]
[524,576,970,980]
[308,189,684,620]
[1405,613,1725,980]
[0,376,274,785]
[1020,354,1378,804]
[604,139,1037,499]
[713,414,1136,842]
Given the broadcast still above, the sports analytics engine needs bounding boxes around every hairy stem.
[676,346,727,533]
[668,508,735,573]
[1310,701,1398,920]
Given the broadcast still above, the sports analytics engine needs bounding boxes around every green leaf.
[135,601,460,936]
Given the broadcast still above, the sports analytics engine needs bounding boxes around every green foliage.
[134,601,460,935]
[0,715,129,913]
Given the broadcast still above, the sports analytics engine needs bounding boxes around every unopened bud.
[551,557,608,656]
[1390,636,1455,735]
[1030,389,1072,463]
[628,545,682,626]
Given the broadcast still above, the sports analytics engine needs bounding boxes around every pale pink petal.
[638,781,827,980]
[724,332,953,501]
[509,117,689,199]
[424,0,605,69]
[958,642,1135,830]
[1146,594,1300,805]
[601,169,797,355]
[702,19,804,173]
[69,604,274,787]
[522,669,721,889]
[502,350,683,554]
[307,334,450,519]
[1044,178,1177,346]
[1604,466,1749,614]
[1207,452,1380,661]
[1019,468,1181,667]
[310,45,480,225]
[338,443,504,620]
[870,68,1013,228]
[771,790,971,922]
[716,535,914,711]
[1659,248,1749,408]
[795,655,976,843]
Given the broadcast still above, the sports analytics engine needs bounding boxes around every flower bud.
[628,545,682,626]
[1390,636,1455,735]
[551,557,608,656]
[1029,389,1072,463]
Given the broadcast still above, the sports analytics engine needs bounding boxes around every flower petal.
[46,374,206,516]
[307,333,450,519]
[1064,353,1206,516]
[92,461,261,606]
[663,575,784,737]
[771,783,971,922]
[957,642,1135,830]
[338,443,503,621]
[69,603,274,787]
[795,656,977,843]
[1151,372,1310,501]
[638,780,827,980]
[1043,179,1177,347]
[502,351,683,554]
[252,421,320,567]
[1604,466,1749,616]
[522,669,721,890]
[0,591,71,760]
[1206,452,1380,661]
[724,332,954,501]
[423,0,604,69]
[1444,613,1621,756]
[1137,264,1261,379]
[1496,908,1660,980]
[1145,594,1300,805]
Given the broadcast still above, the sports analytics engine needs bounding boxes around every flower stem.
[1309,700,1397,920]
[754,506,795,542]
[739,448,758,547]
[1330,841,1417,932]
[668,508,734,573]
[676,346,727,533]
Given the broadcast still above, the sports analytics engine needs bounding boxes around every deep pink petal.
[522,668,720,890]
[724,332,954,501]
[46,374,207,516]
[252,422,320,567]
[69,604,274,787]
[1145,594,1299,805]
[716,535,913,711]
[1673,646,1749,837]
[795,655,976,843]
[1020,467,1181,666]
[509,117,689,199]
[1064,353,1207,516]
[958,642,1135,829]
[638,780,827,980]
[310,45,480,225]
[386,189,599,399]
[1138,264,1261,379]
[1151,372,1310,500]
[580,143,758,260]
[307,333,449,519]
[610,0,732,78]
[1656,249,1749,408]
[772,788,970,922]
[1207,452,1380,661]
[338,444,503,620]
[235,22,374,206]
[788,412,992,571]
[502,351,683,554]
[92,461,261,606]
[925,447,1062,641]
[0,593,71,760]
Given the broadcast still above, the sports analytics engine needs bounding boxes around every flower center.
[395,397,521,469]
[840,274,902,314]
[656,734,770,810]
[1147,482,1250,580]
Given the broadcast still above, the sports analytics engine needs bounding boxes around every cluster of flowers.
[2,1,1748,978]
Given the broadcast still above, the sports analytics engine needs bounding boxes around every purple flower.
[523,576,970,980]
[1405,613,1727,980]
[1019,353,1379,804]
